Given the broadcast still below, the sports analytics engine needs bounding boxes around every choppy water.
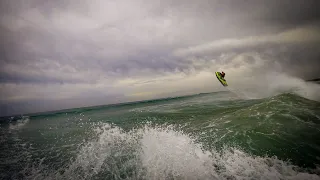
[1,91,320,180]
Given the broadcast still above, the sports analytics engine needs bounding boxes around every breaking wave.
[21,123,320,180]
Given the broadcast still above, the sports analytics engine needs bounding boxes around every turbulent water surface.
[1,90,320,180]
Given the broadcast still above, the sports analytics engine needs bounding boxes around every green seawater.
[1,91,320,180]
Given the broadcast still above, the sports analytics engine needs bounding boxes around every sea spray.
[18,122,320,180]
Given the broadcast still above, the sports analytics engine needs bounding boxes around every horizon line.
[0,90,229,118]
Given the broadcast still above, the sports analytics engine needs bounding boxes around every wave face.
[0,91,320,180]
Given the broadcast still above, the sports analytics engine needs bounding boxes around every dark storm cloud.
[265,44,320,79]
[254,0,320,27]
[1,0,320,82]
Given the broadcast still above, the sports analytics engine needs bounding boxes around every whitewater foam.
[21,122,320,180]
[9,116,30,131]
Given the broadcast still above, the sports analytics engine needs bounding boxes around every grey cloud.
[1,0,320,116]
[174,25,320,56]
[254,0,320,27]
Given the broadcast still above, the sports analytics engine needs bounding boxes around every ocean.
[1,90,320,180]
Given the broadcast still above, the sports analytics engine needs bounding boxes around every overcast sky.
[1,0,320,116]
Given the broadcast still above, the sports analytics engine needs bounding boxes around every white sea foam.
[9,116,30,131]
[22,123,319,180]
